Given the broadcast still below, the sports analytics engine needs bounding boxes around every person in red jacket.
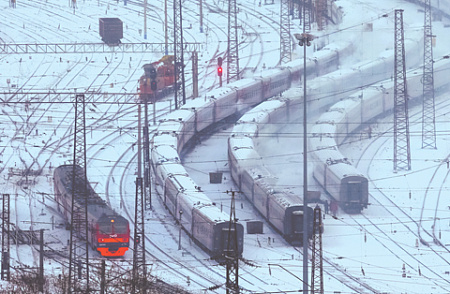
[330,200,338,217]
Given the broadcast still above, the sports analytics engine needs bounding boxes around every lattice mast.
[393,10,411,172]
[132,177,147,294]
[279,0,292,64]
[315,0,327,31]
[1,194,10,281]
[68,94,90,293]
[173,0,186,109]
[310,206,324,294]
[227,0,240,83]
[303,0,313,32]
[422,0,437,149]
[225,191,239,294]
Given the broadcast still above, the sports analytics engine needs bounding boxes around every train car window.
[113,222,128,234]
[99,222,113,235]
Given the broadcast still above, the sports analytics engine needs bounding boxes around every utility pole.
[100,260,106,294]
[68,93,90,293]
[143,0,148,39]
[174,0,186,108]
[1,194,10,281]
[225,190,239,294]
[143,98,152,210]
[227,0,240,83]
[295,10,315,292]
[39,229,44,292]
[164,0,169,55]
[199,0,204,33]
[279,0,291,64]
[133,177,147,294]
[393,9,411,172]
[310,206,324,294]
[422,0,437,149]
[192,51,199,98]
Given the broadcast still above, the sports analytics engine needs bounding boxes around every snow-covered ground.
[1,0,450,292]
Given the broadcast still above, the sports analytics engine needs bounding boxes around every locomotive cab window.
[98,219,127,234]
[98,222,113,235]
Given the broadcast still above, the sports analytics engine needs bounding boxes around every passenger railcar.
[149,39,354,255]
[53,165,130,257]
[151,137,244,258]
[228,135,314,244]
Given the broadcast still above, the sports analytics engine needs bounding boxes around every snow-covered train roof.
[311,148,347,163]
[315,110,344,125]
[159,109,195,123]
[151,144,180,164]
[231,122,258,137]
[180,96,215,110]
[311,123,336,137]
[204,85,236,99]
[271,191,304,208]
[229,78,261,89]
[326,161,366,179]
[195,204,233,223]
[151,133,178,148]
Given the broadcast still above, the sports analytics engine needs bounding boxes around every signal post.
[218,57,223,87]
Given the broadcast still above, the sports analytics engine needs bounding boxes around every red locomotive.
[53,165,130,257]
[139,55,176,102]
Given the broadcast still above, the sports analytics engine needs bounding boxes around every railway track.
[346,92,450,291]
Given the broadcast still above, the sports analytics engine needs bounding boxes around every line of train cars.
[228,98,315,244]
[149,28,427,253]
[225,37,436,246]
[152,29,428,250]
[309,56,450,212]
[150,41,354,256]
[53,165,130,257]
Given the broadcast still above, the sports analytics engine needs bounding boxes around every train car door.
[347,181,362,201]
[291,210,304,240]
[220,227,239,254]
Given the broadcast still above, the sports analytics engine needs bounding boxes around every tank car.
[53,165,130,257]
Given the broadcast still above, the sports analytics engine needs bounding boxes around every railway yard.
[2,0,450,293]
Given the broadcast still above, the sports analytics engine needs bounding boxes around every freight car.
[99,18,123,45]
[53,165,130,257]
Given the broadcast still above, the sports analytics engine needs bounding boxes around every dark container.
[209,172,223,184]
[99,18,123,44]
[246,221,263,234]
